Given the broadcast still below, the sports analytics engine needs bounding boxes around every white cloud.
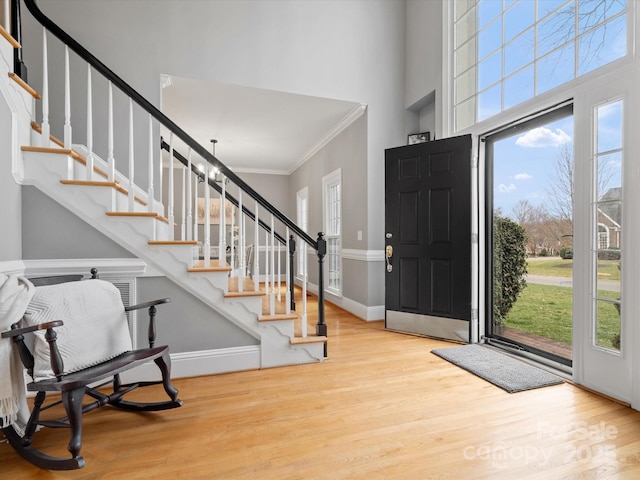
[516,127,572,148]
[498,183,516,193]
[514,173,532,180]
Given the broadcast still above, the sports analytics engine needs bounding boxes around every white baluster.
[270,215,275,316]
[220,176,227,266]
[254,202,260,291]
[147,115,154,212]
[230,196,235,278]
[302,242,308,337]
[186,148,192,241]
[277,233,282,302]
[158,134,163,217]
[238,190,244,293]
[63,45,72,150]
[193,171,198,243]
[286,227,291,315]
[265,231,270,301]
[128,98,135,211]
[1,2,8,31]
[40,28,49,147]
[107,81,115,183]
[86,64,93,181]
[167,133,175,241]
[203,164,211,267]
[180,165,186,241]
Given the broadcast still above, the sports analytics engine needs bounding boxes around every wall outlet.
[357,230,362,241]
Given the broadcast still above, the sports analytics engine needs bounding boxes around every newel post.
[289,234,296,311]
[316,232,327,356]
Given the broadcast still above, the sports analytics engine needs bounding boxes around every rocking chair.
[0,271,182,470]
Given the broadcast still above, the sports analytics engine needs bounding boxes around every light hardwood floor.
[2,292,640,479]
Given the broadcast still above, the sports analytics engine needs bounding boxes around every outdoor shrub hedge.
[493,215,528,325]
[559,246,573,259]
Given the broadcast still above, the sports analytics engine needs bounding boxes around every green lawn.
[526,258,620,280]
[504,283,621,350]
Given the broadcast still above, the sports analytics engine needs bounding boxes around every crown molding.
[288,103,367,175]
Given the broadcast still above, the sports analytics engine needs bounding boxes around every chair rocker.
[0,272,183,470]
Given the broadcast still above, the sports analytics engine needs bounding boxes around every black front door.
[384,134,472,341]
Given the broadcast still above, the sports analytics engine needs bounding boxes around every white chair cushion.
[23,280,133,381]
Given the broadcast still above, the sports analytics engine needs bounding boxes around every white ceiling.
[160,75,365,175]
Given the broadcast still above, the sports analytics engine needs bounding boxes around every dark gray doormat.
[431,344,564,393]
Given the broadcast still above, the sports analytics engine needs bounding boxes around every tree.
[493,215,528,326]
[545,144,574,226]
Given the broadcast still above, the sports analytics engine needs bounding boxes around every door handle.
[385,245,393,272]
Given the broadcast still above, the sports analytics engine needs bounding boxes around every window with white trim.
[323,169,342,296]
[296,187,308,279]
[592,99,623,352]
[453,0,627,131]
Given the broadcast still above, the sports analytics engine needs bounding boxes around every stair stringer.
[20,149,325,369]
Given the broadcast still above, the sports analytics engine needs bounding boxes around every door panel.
[385,134,472,341]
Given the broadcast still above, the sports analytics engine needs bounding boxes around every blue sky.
[493,100,622,219]
[493,115,574,217]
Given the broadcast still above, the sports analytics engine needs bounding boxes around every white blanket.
[0,274,35,435]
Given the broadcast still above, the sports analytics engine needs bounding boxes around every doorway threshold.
[483,337,573,379]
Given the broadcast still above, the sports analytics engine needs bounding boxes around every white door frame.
[573,64,639,404]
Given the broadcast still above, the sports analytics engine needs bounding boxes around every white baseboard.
[298,280,384,322]
[119,345,261,382]
[0,260,25,275]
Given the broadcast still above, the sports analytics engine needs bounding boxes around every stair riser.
[23,150,71,183]
[260,320,294,338]
[105,216,162,242]
[188,271,230,292]
[225,295,263,318]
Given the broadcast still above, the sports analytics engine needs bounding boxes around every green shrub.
[559,246,573,259]
[493,215,528,325]
[598,249,620,260]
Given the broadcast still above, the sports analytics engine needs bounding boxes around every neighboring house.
[597,187,622,250]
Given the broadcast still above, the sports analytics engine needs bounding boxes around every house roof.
[598,187,621,227]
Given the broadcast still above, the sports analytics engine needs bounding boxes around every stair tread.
[188,259,231,272]
[259,313,298,322]
[61,180,117,187]
[290,335,328,345]
[23,143,113,182]
[149,240,199,245]
[106,211,168,223]
[9,72,39,99]
[224,290,264,298]
[0,25,21,48]
[22,145,72,154]
[31,121,64,148]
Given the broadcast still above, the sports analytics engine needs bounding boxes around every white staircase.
[1,24,326,374]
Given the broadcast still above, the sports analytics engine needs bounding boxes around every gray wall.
[0,93,21,261]
[405,0,442,138]
[22,186,134,259]
[290,114,371,306]
[136,276,258,352]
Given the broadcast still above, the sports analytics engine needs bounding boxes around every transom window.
[453,0,627,131]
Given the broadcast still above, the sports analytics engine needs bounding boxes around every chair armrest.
[125,298,170,312]
[2,320,65,379]
[124,298,171,348]
[1,320,64,338]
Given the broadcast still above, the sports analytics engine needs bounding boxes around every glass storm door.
[486,105,574,366]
